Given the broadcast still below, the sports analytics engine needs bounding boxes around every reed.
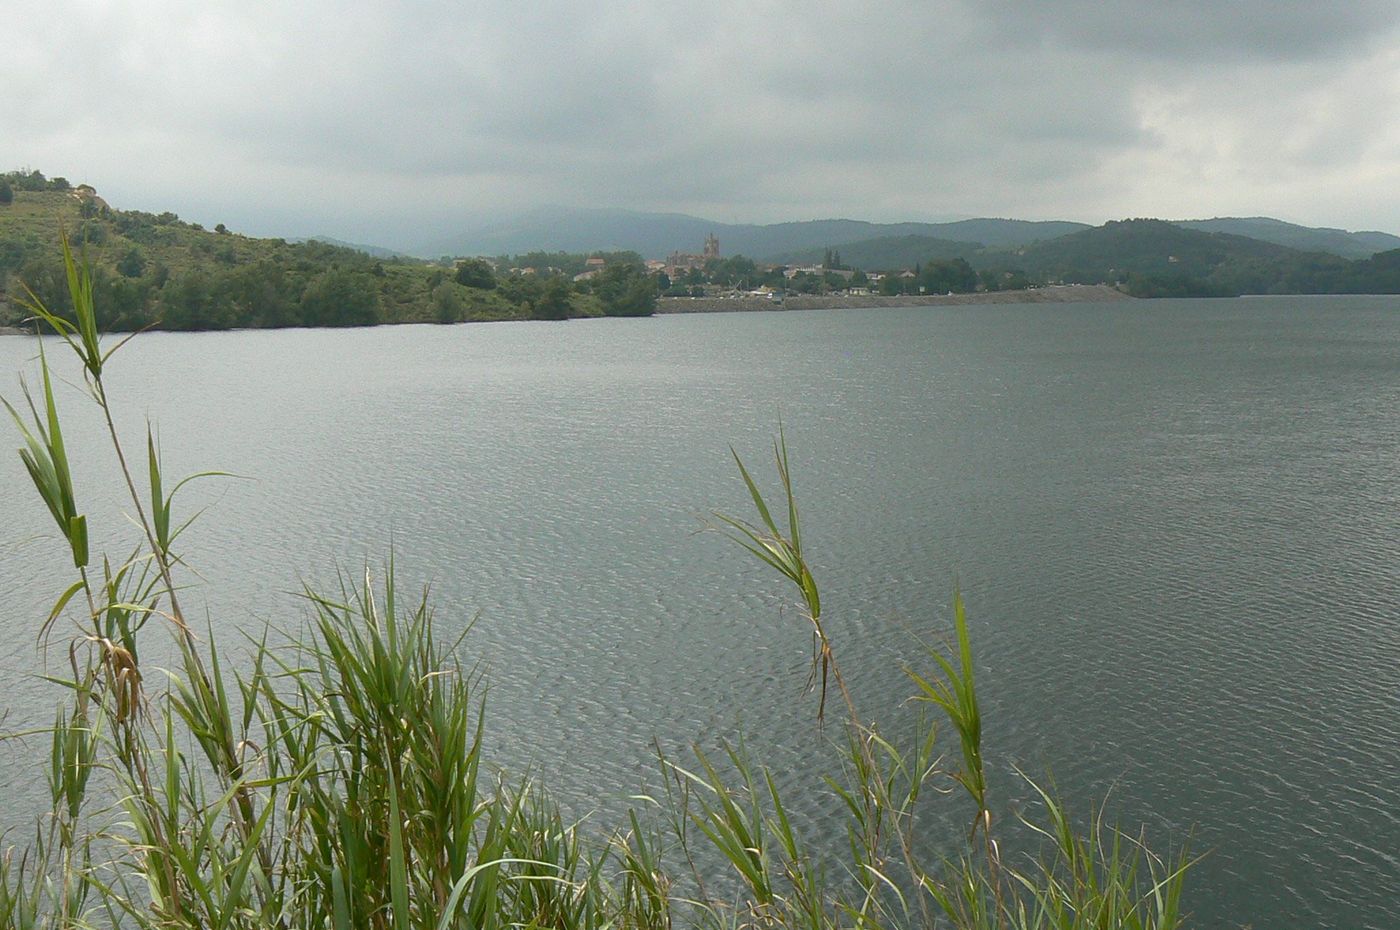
[0,240,1191,929]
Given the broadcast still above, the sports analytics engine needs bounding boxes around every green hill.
[1173,216,1400,259]
[0,172,639,330]
[1005,218,1300,277]
[0,181,508,330]
[982,218,1400,297]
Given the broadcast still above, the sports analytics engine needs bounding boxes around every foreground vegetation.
[1,242,1190,928]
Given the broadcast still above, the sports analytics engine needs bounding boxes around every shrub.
[299,267,382,326]
[531,276,572,320]
[595,262,657,317]
[454,258,497,290]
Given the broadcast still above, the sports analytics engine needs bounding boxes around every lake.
[2,297,1398,929]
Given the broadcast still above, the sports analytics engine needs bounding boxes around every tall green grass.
[0,239,1191,929]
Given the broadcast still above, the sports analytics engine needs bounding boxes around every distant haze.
[5,0,1400,250]
[420,211,1095,259]
[414,211,1400,263]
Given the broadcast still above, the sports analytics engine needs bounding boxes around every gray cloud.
[975,0,1397,61]
[4,0,1400,249]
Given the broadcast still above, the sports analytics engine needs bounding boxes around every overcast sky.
[6,0,1400,250]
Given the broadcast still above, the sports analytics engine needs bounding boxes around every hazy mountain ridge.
[421,207,1398,266]
[750,217,1400,274]
[990,218,1400,297]
[418,208,1091,260]
[1172,217,1400,259]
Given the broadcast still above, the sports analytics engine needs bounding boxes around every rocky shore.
[658,283,1128,314]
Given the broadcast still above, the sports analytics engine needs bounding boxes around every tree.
[218,261,296,328]
[979,268,1029,292]
[18,256,75,319]
[432,282,466,323]
[531,277,572,320]
[790,271,822,294]
[706,255,758,288]
[76,221,106,244]
[116,246,147,278]
[0,180,12,204]
[454,258,497,290]
[496,272,542,308]
[593,250,644,267]
[299,269,381,327]
[0,240,25,277]
[160,270,236,331]
[918,258,978,294]
[594,263,657,317]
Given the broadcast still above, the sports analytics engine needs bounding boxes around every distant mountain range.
[413,209,1089,260]
[991,218,1400,297]
[413,207,1400,266]
[1171,217,1400,260]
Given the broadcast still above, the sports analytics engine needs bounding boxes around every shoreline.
[0,284,1132,337]
[658,284,1128,313]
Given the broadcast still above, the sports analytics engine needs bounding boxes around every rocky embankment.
[658,283,1127,314]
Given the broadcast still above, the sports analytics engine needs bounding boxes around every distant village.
[492,233,950,301]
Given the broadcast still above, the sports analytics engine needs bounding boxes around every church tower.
[703,233,720,260]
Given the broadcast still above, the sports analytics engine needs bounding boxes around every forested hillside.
[987,219,1400,297]
[1173,217,1400,259]
[0,171,657,331]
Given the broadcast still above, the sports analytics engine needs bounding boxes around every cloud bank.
[6,0,1399,249]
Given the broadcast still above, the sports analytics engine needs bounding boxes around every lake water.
[2,297,1398,929]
